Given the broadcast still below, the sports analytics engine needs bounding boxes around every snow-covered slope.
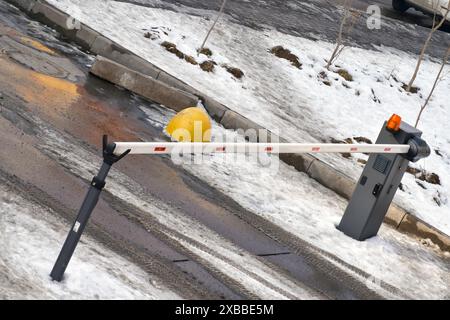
[47,0,450,236]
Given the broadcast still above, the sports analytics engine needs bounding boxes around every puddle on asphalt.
[0,19,168,148]
[0,55,139,142]
[0,23,56,55]
[18,36,56,55]
[0,56,79,109]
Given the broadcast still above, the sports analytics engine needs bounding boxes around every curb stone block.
[75,25,99,50]
[120,55,161,79]
[6,0,37,12]
[280,153,316,174]
[115,59,184,94]
[90,56,198,112]
[156,72,232,122]
[90,37,160,79]
[142,77,198,112]
[385,204,407,228]
[91,56,136,87]
[115,54,233,124]
[5,0,36,12]
[398,214,450,251]
[202,97,228,122]
[31,2,77,37]
[307,160,355,199]
[220,110,264,133]
[90,35,114,55]
[220,110,284,143]
[156,71,201,95]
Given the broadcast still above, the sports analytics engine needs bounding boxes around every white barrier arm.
[113,142,410,155]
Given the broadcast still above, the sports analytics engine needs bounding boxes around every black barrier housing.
[337,121,430,241]
[50,136,130,282]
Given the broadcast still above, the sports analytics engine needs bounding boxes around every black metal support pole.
[50,136,130,282]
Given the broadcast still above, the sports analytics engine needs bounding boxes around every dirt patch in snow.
[200,60,215,72]
[336,68,353,82]
[271,46,302,69]
[184,55,198,65]
[161,41,184,59]
[353,136,373,144]
[401,83,420,94]
[406,167,440,185]
[357,159,367,165]
[198,47,213,57]
[222,64,244,79]
[161,41,198,65]
[329,137,353,159]
[330,137,353,144]
[160,42,241,76]
[318,71,331,86]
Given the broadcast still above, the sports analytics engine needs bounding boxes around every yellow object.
[166,107,212,142]
[20,37,56,55]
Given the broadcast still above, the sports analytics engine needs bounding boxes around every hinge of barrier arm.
[102,135,131,165]
[405,136,431,163]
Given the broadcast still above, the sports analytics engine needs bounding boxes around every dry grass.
[223,64,244,79]
[161,41,185,59]
[198,47,213,57]
[200,60,215,72]
[337,68,353,81]
[271,46,302,69]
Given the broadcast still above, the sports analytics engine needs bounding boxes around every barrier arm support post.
[50,136,130,282]
[337,117,431,241]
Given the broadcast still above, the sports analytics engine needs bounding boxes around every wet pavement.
[116,0,450,59]
[0,0,394,299]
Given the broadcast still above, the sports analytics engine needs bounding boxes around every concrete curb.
[9,0,37,12]
[7,0,450,251]
[90,56,199,112]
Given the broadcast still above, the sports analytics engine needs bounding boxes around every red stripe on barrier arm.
[351,147,358,152]
[384,147,392,152]
[265,147,273,152]
[216,147,226,152]
[154,147,167,152]
[312,147,321,152]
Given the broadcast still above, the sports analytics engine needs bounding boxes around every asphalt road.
[0,0,393,299]
[116,0,450,59]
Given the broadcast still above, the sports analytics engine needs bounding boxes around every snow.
[47,0,450,237]
[0,182,180,300]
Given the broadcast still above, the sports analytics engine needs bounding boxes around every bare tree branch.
[415,45,450,128]
[198,0,227,56]
[326,0,361,69]
[406,1,450,92]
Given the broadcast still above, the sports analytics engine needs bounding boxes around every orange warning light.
[386,114,402,132]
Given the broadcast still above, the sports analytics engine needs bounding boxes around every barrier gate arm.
[113,142,411,155]
[50,115,431,282]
